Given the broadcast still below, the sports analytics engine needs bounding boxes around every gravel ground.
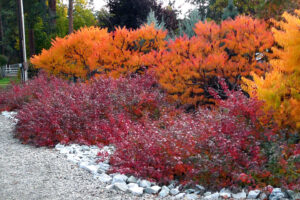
[0,115,172,200]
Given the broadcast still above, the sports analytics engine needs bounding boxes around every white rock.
[66,154,80,163]
[81,145,90,151]
[269,188,286,200]
[259,192,268,200]
[184,189,195,194]
[144,185,161,194]
[55,143,65,150]
[97,162,110,173]
[128,183,139,188]
[114,182,128,192]
[79,162,99,174]
[128,185,144,196]
[175,193,185,199]
[106,184,114,190]
[204,192,219,200]
[219,188,231,198]
[127,176,137,183]
[94,173,112,183]
[286,190,300,199]
[112,174,128,184]
[139,180,151,188]
[170,187,180,196]
[185,193,198,200]
[159,186,170,198]
[204,192,212,196]
[196,184,205,192]
[98,162,110,170]
[232,190,247,199]
[248,190,261,199]
[60,148,72,154]
[168,183,176,189]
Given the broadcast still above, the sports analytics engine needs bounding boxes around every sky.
[91,0,196,18]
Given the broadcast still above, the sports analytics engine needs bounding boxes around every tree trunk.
[17,0,24,63]
[0,7,4,55]
[68,0,73,34]
[28,28,35,56]
[48,0,56,27]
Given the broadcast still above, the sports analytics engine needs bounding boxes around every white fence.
[1,63,21,76]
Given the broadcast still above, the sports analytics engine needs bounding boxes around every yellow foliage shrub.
[243,10,300,131]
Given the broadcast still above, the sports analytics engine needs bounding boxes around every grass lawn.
[0,76,20,88]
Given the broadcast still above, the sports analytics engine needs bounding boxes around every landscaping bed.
[0,10,299,200]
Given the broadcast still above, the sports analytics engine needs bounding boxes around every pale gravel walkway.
[0,115,172,200]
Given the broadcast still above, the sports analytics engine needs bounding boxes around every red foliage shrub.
[5,73,298,189]
[14,72,167,147]
[109,79,274,189]
[0,73,67,112]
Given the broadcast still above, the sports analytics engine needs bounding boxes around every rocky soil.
[0,113,169,200]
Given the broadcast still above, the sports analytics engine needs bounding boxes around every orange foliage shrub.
[31,27,110,79]
[88,25,167,78]
[152,16,274,105]
[153,21,226,105]
[31,25,167,79]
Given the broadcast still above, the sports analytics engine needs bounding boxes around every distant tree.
[107,0,158,29]
[48,0,57,28]
[56,0,69,37]
[0,3,4,55]
[255,0,300,20]
[179,9,202,37]
[187,0,260,21]
[186,0,214,20]
[73,0,97,30]
[96,8,114,30]
[154,5,178,33]
[0,54,8,78]
[0,0,20,63]
[68,0,74,33]
[0,54,8,67]
[146,9,166,30]
[222,0,238,20]
[57,0,96,36]
[188,0,300,22]
[23,0,51,56]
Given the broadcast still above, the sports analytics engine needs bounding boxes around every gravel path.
[0,115,169,200]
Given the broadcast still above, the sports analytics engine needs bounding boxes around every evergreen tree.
[146,9,165,30]
[107,0,157,29]
[179,9,202,37]
[107,0,178,31]
[222,0,238,20]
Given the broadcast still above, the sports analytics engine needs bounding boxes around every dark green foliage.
[107,0,178,31]
[0,55,8,66]
[222,0,238,20]
[96,8,114,30]
[107,0,157,29]
[0,0,20,63]
[0,55,8,78]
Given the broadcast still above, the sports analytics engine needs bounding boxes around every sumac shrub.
[31,25,167,79]
[15,72,168,147]
[109,80,275,189]
[150,16,274,106]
